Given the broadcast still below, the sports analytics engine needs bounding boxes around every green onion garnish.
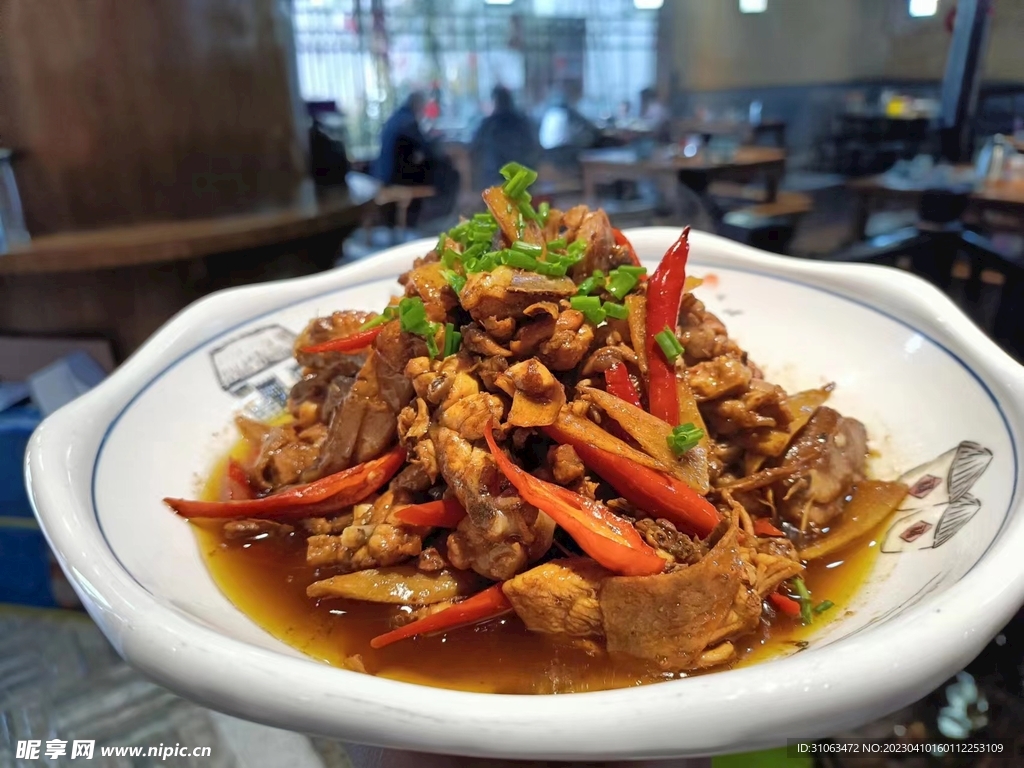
[443,269,466,295]
[813,600,835,615]
[502,250,538,270]
[547,237,567,251]
[576,270,605,296]
[442,322,462,358]
[511,241,543,257]
[398,297,440,359]
[357,305,398,331]
[535,261,568,277]
[791,577,814,626]
[570,295,606,325]
[667,422,704,456]
[654,327,684,363]
[537,201,550,223]
[605,265,647,300]
[566,239,587,260]
[602,301,629,320]
[502,166,539,199]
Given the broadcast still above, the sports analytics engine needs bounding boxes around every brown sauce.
[192,447,883,694]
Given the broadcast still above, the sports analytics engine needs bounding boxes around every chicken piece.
[502,558,610,637]
[538,309,594,371]
[686,356,753,402]
[222,519,294,541]
[634,518,706,566]
[306,490,422,571]
[495,358,566,428]
[251,423,326,491]
[300,513,356,536]
[580,345,639,377]
[417,547,447,572]
[600,525,761,671]
[772,406,868,529]
[460,266,577,323]
[749,536,803,597]
[475,355,510,392]
[293,309,375,371]
[435,425,555,580]
[403,260,459,322]
[702,379,791,436]
[311,322,420,478]
[439,392,505,442]
[547,444,585,486]
[677,295,742,362]
[568,209,624,279]
[461,325,513,358]
[307,565,473,605]
[481,315,516,342]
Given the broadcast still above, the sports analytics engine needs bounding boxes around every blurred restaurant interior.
[3,0,1024,765]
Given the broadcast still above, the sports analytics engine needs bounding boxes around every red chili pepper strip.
[769,591,802,617]
[485,423,664,576]
[369,583,512,649]
[645,227,691,425]
[543,427,720,538]
[300,325,386,355]
[224,459,255,501]
[612,228,643,270]
[604,363,643,410]
[753,518,786,537]
[165,446,406,519]
[394,498,467,528]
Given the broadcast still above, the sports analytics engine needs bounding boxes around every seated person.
[471,85,541,190]
[372,91,460,227]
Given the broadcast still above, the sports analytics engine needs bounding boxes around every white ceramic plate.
[27,229,1024,759]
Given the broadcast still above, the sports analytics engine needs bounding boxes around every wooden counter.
[0,188,373,359]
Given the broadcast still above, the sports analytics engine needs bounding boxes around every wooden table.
[848,169,1024,241]
[579,145,787,213]
[0,187,373,360]
[674,118,787,148]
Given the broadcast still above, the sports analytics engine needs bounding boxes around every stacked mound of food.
[166,163,906,683]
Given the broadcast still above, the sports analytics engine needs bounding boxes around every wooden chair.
[718,191,814,254]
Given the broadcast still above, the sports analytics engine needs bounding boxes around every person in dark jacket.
[372,92,459,227]
[471,85,541,189]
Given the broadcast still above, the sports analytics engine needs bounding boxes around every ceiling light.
[485,0,515,5]
[909,0,938,17]
[739,0,767,13]
[634,0,664,9]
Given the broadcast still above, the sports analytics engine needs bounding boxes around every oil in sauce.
[194,448,883,694]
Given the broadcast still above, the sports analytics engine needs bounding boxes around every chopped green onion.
[602,301,629,320]
[502,250,539,270]
[813,600,835,615]
[791,576,814,626]
[398,297,441,359]
[535,261,568,277]
[443,269,466,295]
[357,305,398,331]
[499,162,529,181]
[547,237,567,251]
[667,422,705,456]
[605,265,645,300]
[538,201,550,223]
[654,327,684,363]
[511,241,543,257]
[442,322,463,358]
[616,265,647,277]
[576,270,605,296]
[570,295,606,325]
[503,167,539,199]
[566,239,587,260]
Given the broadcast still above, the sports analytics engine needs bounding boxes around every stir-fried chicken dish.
[167,165,908,689]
